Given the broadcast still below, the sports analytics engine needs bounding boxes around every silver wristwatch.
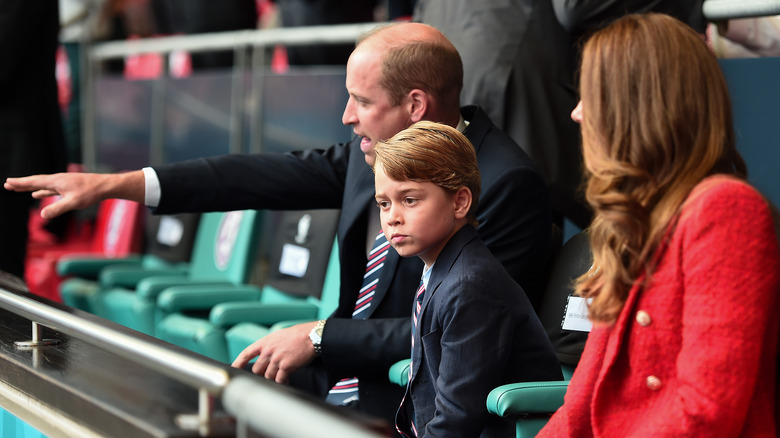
[309,319,326,355]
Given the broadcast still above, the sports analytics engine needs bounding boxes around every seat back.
[89,199,145,256]
[537,230,593,368]
[316,238,341,319]
[157,210,339,363]
[258,209,340,305]
[187,210,264,284]
[143,213,201,265]
[24,198,145,301]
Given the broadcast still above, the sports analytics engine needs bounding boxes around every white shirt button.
[636,310,652,327]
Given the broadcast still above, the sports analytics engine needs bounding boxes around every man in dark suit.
[0,1,67,278]
[6,22,552,425]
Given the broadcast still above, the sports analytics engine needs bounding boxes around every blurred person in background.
[0,1,67,278]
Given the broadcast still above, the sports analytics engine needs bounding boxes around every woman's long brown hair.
[576,13,747,323]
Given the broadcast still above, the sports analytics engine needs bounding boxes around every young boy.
[373,121,562,437]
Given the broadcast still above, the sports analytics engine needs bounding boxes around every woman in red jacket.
[539,13,780,437]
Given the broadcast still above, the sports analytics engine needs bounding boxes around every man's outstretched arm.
[5,170,146,219]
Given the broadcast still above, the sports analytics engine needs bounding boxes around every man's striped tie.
[353,231,389,317]
[326,231,389,405]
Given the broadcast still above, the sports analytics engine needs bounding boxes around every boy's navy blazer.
[151,105,552,419]
[397,225,561,437]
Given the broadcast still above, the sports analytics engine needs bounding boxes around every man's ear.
[407,89,429,123]
[453,187,472,220]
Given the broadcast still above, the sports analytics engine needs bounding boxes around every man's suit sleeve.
[319,317,410,379]
[152,143,351,214]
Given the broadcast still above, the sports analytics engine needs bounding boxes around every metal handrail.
[0,283,228,433]
[703,0,780,20]
[89,22,381,60]
[0,280,392,437]
[223,376,387,438]
[0,287,229,393]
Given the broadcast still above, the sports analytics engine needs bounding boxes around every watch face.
[309,327,322,344]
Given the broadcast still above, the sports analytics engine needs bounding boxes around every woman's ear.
[453,187,472,220]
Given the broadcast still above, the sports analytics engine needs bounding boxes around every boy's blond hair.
[373,121,480,226]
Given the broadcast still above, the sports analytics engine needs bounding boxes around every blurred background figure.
[153,0,258,71]
[708,15,780,58]
[0,1,68,278]
[414,0,711,234]
[413,0,588,230]
[271,0,378,66]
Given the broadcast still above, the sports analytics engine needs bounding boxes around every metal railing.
[79,2,780,171]
[88,22,380,60]
[0,283,228,435]
[223,376,386,438]
[0,278,386,437]
[82,22,377,171]
[703,0,780,20]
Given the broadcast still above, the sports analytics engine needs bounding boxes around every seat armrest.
[268,319,316,331]
[57,255,144,277]
[135,276,233,300]
[486,381,569,417]
[388,358,411,387]
[157,285,263,312]
[99,265,188,289]
[209,301,319,327]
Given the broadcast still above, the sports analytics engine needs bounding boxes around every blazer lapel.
[409,226,478,380]
[410,278,440,381]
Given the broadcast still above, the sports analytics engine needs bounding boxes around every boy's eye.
[404,198,418,206]
[377,201,389,209]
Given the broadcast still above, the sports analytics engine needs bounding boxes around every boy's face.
[374,163,469,268]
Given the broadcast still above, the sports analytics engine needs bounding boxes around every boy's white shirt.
[421,262,433,291]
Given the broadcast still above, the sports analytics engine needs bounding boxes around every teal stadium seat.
[89,210,264,336]
[59,213,200,311]
[156,210,340,363]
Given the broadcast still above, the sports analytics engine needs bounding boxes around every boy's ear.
[407,89,429,123]
[453,187,472,220]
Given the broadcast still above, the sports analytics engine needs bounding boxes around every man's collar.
[456,115,469,133]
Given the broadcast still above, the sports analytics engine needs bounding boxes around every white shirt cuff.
[142,167,161,207]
